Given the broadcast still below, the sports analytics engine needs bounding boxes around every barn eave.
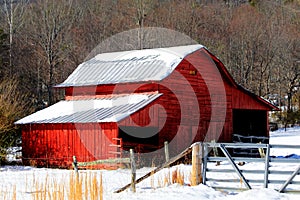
[15,93,162,124]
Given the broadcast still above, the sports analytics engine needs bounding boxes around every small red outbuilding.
[16,45,278,167]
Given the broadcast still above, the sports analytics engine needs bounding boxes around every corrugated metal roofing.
[56,44,204,87]
[15,93,162,124]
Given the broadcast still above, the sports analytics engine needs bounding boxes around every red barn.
[16,45,278,167]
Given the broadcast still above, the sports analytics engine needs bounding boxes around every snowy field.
[1,127,300,200]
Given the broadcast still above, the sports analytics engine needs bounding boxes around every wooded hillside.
[0,0,299,148]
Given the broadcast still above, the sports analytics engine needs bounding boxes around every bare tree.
[0,28,8,78]
[0,0,28,76]
[25,0,79,105]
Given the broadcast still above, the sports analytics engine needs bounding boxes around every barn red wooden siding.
[22,123,118,168]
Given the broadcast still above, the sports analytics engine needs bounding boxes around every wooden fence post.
[73,156,78,174]
[202,143,208,185]
[130,149,136,192]
[191,143,203,186]
[164,141,169,163]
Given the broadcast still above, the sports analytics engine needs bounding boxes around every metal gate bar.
[219,144,251,189]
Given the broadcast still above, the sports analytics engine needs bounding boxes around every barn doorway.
[118,126,159,152]
[232,109,267,137]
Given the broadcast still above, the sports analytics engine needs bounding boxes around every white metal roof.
[56,44,204,87]
[15,93,162,124]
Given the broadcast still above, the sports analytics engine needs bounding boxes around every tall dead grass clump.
[68,172,83,200]
[172,168,184,185]
[3,171,103,200]
[71,172,103,200]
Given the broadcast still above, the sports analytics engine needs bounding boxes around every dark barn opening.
[119,126,159,152]
[232,109,269,157]
[233,109,267,137]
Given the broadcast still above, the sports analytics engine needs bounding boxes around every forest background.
[0,0,299,152]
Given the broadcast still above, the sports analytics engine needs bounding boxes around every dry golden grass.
[151,168,188,189]
[0,166,197,199]
[1,166,204,200]
[172,168,184,185]
[0,172,104,200]
[67,172,103,200]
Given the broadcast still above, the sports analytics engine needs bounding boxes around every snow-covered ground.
[1,127,300,200]
[270,126,300,156]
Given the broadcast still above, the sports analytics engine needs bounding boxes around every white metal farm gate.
[202,142,300,193]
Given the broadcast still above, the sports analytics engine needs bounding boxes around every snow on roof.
[56,44,204,87]
[15,93,162,124]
